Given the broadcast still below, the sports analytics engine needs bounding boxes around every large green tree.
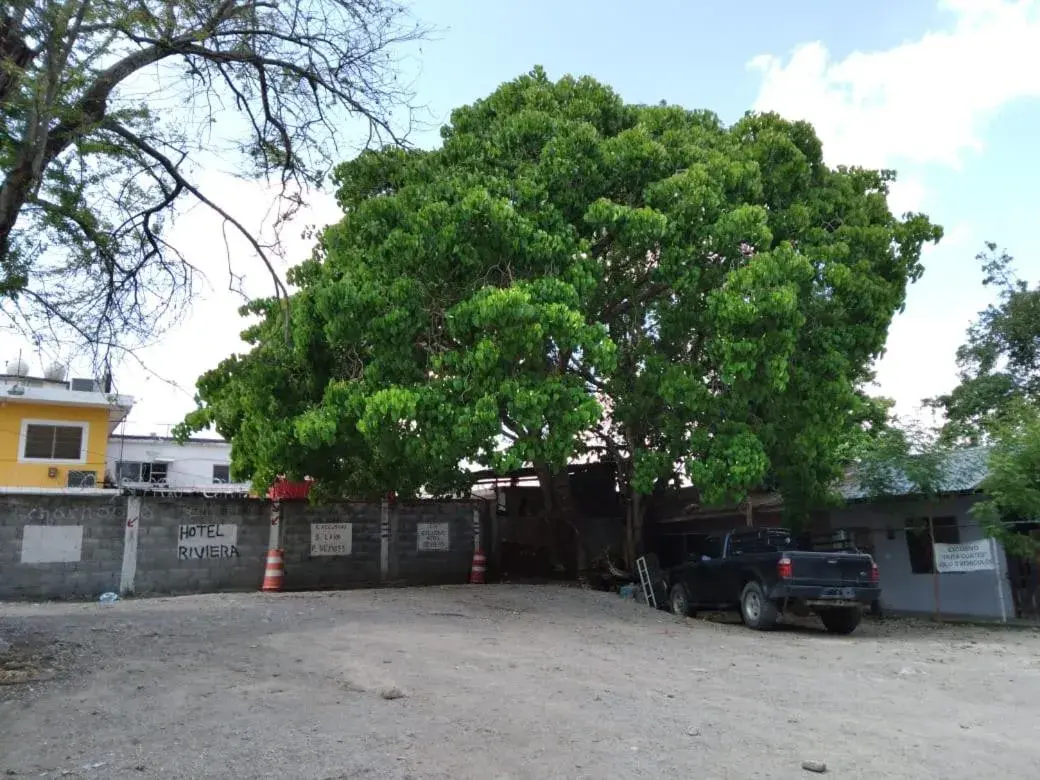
[1,0,420,356]
[922,244,1040,557]
[182,69,941,564]
[972,401,1040,556]
[930,244,1040,444]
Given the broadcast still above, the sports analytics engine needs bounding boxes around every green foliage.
[183,68,941,512]
[930,244,1040,444]
[972,402,1040,556]
[851,416,952,501]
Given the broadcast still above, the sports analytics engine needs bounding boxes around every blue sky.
[10,0,1037,433]
[403,0,945,136]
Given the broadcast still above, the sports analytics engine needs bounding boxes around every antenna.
[6,348,27,395]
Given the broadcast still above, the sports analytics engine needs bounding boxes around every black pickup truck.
[664,528,880,634]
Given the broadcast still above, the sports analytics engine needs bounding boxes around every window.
[212,464,231,484]
[21,422,85,461]
[726,530,796,556]
[905,517,959,574]
[115,461,169,484]
[757,530,797,553]
[116,461,143,482]
[147,462,169,484]
[66,470,97,488]
[688,535,724,561]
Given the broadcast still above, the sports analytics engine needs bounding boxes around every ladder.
[635,555,657,608]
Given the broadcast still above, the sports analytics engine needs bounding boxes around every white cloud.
[748,1,1040,420]
[940,221,974,251]
[886,175,927,216]
[749,0,1040,172]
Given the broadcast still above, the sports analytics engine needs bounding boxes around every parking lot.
[2,584,1039,779]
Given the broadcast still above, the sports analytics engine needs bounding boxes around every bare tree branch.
[1,0,426,359]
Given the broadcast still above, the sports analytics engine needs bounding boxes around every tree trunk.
[534,465,584,576]
[624,490,646,569]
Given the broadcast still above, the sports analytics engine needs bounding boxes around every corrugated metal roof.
[839,447,991,501]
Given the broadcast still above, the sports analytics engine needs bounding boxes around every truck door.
[685,534,727,606]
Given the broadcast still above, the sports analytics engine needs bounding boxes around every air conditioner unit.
[70,378,100,392]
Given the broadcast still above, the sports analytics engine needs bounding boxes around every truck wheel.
[819,608,862,635]
[670,584,694,617]
[740,581,778,630]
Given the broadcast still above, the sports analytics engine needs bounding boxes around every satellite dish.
[43,362,67,381]
[5,357,29,377]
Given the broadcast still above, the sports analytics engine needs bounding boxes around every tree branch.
[105,119,290,304]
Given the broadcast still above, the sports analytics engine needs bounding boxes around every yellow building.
[0,368,133,489]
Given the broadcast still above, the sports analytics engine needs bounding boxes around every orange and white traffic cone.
[261,548,284,592]
[469,548,487,584]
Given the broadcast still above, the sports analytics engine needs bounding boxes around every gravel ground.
[2,585,1039,779]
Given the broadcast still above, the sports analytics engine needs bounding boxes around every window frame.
[115,461,144,483]
[905,516,960,574]
[18,419,89,464]
[931,516,960,545]
[66,470,98,488]
[146,462,169,484]
[115,460,170,484]
[212,464,231,484]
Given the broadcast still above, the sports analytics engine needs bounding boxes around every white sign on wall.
[417,522,450,552]
[935,541,996,573]
[21,525,83,563]
[311,523,352,556]
[177,523,240,560]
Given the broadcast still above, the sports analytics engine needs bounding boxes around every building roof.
[109,434,228,445]
[0,377,133,424]
[839,447,991,501]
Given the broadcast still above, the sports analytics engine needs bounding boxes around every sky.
[5,0,1040,435]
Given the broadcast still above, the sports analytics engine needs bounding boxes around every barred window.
[23,424,85,460]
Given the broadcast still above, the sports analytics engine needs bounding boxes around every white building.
[106,434,248,491]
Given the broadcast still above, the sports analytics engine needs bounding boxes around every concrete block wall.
[0,495,124,600]
[281,501,383,589]
[133,497,269,596]
[393,501,478,584]
[0,493,482,600]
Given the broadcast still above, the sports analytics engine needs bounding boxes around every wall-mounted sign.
[935,541,995,573]
[178,523,239,560]
[312,523,352,556]
[21,525,83,563]
[417,522,450,551]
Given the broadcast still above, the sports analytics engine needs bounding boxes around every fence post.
[119,496,141,595]
[380,498,390,581]
[992,537,1009,622]
[269,501,282,550]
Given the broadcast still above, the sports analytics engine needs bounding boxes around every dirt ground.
[1,585,1039,780]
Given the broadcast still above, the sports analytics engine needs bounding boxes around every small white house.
[106,434,247,490]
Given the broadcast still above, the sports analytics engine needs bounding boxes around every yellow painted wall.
[0,401,112,488]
